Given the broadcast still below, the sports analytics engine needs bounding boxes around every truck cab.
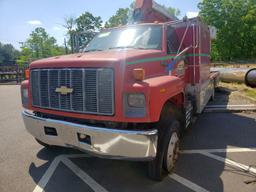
[21,0,219,181]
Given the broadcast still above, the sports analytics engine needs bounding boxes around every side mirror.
[245,68,256,88]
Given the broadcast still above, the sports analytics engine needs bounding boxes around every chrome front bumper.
[22,111,158,160]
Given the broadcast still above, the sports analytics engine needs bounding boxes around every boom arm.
[132,0,178,23]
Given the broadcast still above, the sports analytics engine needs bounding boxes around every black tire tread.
[147,102,182,181]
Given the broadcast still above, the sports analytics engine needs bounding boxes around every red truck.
[21,0,219,180]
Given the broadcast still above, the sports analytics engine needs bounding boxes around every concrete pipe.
[245,68,256,88]
[212,68,248,83]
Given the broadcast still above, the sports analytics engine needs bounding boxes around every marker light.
[133,68,145,81]
[25,69,30,79]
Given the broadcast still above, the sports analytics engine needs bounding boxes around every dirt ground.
[208,82,256,106]
[213,63,256,68]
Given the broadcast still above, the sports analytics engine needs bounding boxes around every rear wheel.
[148,103,181,181]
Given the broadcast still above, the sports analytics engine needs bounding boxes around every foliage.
[16,47,32,68]
[63,17,76,32]
[198,0,256,61]
[25,27,65,58]
[63,16,76,53]
[105,8,129,28]
[17,27,65,68]
[0,42,20,65]
[74,12,102,50]
[64,6,179,52]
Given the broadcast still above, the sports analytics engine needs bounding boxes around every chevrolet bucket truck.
[21,0,219,180]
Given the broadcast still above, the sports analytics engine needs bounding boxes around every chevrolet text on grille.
[55,86,73,95]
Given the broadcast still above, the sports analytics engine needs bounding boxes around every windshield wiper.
[84,49,103,52]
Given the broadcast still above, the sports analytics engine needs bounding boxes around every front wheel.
[148,120,180,181]
[163,130,180,172]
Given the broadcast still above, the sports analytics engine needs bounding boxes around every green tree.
[198,0,256,61]
[63,16,76,53]
[105,8,129,28]
[26,27,64,59]
[16,47,32,68]
[75,12,102,50]
[0,42,20,65]
[17,27,65,67]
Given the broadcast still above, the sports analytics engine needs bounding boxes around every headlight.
[21,87,29,107]
[127,93,145,108]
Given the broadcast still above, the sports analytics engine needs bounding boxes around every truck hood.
[30,49,163,69]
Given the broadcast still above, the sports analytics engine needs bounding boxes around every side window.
[167,26,180,54]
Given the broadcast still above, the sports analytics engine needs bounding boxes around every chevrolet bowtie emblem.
[55,86,73,95]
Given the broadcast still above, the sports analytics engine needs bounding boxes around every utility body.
[21,0,219,180]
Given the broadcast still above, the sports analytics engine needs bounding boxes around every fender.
[143,75,184,122]
[21,80,29,89]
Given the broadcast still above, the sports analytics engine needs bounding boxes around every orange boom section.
[133,0,178,23]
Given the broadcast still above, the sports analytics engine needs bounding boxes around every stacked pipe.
[245,68,256,88]
[212,67,256,87]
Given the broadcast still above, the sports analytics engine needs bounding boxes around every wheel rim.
[166,132,179,171]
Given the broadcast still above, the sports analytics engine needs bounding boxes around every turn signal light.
[25,69,30,79]
[133,68,145,81]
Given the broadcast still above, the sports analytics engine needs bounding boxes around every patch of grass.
[213,63,256,68]
[219,82,243,91]
[219,81,256,100]
[244,89,256,99]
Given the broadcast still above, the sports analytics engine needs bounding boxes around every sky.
[0,0,200,49]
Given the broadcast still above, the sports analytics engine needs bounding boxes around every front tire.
[148,103,181,181]
[163,128,180,172]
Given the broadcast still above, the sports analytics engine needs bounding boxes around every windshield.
[84,25,162,52]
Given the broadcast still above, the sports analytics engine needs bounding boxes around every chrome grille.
[30,68,114,115]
